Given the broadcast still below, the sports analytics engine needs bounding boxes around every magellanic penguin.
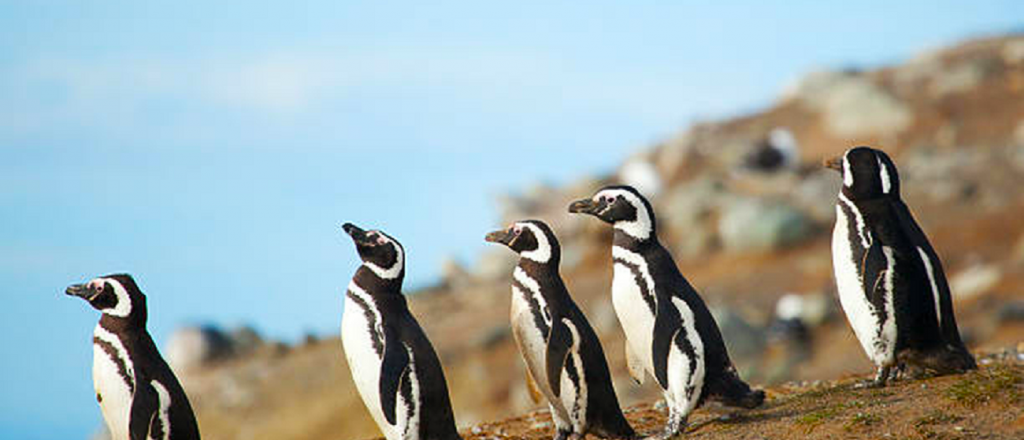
[340,223,462,440]
[825,146,975,386]
[569,185,764,439]
[485,220,636,440]
[66,274,201,440]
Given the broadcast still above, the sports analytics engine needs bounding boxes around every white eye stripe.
[363,242,404,279]
[842,155,854,187]
[878,156,892,194]
[96,278,132,318]
[599,189,653,240]
[518,223,552,263]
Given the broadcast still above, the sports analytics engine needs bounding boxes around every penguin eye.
[96,283,104,292]
[603,195,615,204]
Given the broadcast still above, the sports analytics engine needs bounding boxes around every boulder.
[792,169,843,222]
[228,325,264,355]
[718,198,814,252]
[618,154,662,197]
[929,60,988,97]
[165,325,234,373]
[950,263,1002,299]
[710,307,764,360]
[1002,38,1024,64]
[658,177,725,258]
[473,248,517,281]
[786,70,913,137]
[440,256,472,289]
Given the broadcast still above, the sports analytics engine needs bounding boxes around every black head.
[568,185,656,240]
[824,146,901,201]
[343,222,405,281]
[66,274,147,325]
[485,219,561,265]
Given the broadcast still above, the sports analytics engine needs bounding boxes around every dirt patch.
[460,360,1023,440]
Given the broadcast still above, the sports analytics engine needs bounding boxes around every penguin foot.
[553,428,572,440]
[644,414,686,440]
[855,366,892,388]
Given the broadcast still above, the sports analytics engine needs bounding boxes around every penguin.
[568,185,764,439]
[485,220,636,440]
[741,128,799,173]
[340,223,462,440]
[825,146,975,386]
[66,274,201,440]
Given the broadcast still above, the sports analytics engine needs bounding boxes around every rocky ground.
[466,351,1023,440]
[122,34,1024,440]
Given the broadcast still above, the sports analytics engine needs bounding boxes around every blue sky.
[1,1,1021,439]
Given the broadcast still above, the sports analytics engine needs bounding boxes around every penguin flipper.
[379,336,410,426]
[128,379,158,440]
[651,300,680,390]
[523,366,544,404]
[625,341,646,385]
[545,318,573,398]
[860,238,888,306]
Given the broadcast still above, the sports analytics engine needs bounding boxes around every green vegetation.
[795,406,842,432]
[914,410,963,427]
[945,365,1023,406]
[844,412,881,431]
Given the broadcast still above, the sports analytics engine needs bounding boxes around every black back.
[510,221,635,438]
[839,148,975,372]
[87,274,201,440]
[602,187,764,409]
[345,224,461,440]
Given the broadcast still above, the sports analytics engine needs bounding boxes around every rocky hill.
[140,34,1024,440]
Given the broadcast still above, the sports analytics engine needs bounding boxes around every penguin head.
[343,222,405,281]
[824,146,901,200]
[485,220,561,265]
[66,274,147,324]
[568,185,656,240]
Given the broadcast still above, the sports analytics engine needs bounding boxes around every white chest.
[509,285,556,399]
[832,204,895,365]
[92,328,134,440]
[341,291,393,438]
[611,261,655,372]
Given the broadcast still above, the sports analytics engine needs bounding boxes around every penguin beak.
[65,283,98,301]
[823,156,843,172]
[342,222,374,246]
[484,228,515,246]
[568,198,601,215]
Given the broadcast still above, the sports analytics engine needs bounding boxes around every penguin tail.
[899,345,977,377]
[947,345,978,372]
[589,408,638,440]
[706,366,765,409]
[590,422,637,440]
[716,385,765,409]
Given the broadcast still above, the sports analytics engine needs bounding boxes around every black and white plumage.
[66,274,201,440]
[825,146,975,386]
[568,186,764,439]
[485,220,635,440]
[340,223,461,440]
[741,128,799,172]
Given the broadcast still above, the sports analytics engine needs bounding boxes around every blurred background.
[2,2,1023,440]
